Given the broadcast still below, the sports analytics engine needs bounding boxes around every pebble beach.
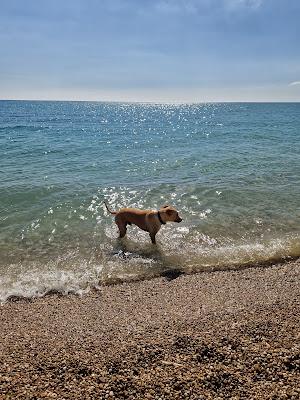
[1,258,299,399]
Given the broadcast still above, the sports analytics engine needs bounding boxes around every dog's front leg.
[149,232,156,244]
[146,214,160,245]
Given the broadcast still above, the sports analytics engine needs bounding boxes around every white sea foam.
[0,229,299,303]
[0,259,104,303]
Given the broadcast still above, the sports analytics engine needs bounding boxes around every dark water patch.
[0,124,50,131]
[160,269,185,281]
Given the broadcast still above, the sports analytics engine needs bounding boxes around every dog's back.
[116,208,155,231]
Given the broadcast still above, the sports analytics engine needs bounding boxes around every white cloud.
[224,0,263,11]
[289,81,300,86]
[154,0,263,14]
[154,0,198,14]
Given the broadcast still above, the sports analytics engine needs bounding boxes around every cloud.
[154,0,198,14]
[223,0,263,11]
[289,81,300,86]
[154,0,263,14]
[226,0,262,8]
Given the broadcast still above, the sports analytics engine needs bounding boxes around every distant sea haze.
[0,101,299,301]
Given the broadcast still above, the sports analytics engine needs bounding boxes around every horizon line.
[1,98,300,105]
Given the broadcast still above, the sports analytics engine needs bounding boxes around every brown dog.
[104,202,182,244]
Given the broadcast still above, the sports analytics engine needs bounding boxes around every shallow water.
[0,101,299,301]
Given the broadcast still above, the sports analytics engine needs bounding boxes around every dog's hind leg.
[115,215,127,238]
[117,223,127,238]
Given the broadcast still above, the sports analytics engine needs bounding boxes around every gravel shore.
[1,258,300,399]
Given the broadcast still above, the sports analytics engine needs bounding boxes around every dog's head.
[160,205,182,223]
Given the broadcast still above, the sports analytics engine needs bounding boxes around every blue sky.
[0,0,299,102]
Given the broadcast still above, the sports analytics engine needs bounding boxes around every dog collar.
[157,211,166,225]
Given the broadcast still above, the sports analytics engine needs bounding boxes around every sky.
[0,0,300,102]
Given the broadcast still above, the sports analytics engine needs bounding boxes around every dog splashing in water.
[104,202,182,244]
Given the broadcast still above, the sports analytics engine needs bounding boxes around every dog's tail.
[104,201,117,215]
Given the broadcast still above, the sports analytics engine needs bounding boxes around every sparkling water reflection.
[0,101,299,301]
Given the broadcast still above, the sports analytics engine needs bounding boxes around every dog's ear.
[161,204,170,208]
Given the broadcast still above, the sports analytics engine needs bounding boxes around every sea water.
[0,101,299,301]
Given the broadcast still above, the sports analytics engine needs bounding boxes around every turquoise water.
[0,100,299,301]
